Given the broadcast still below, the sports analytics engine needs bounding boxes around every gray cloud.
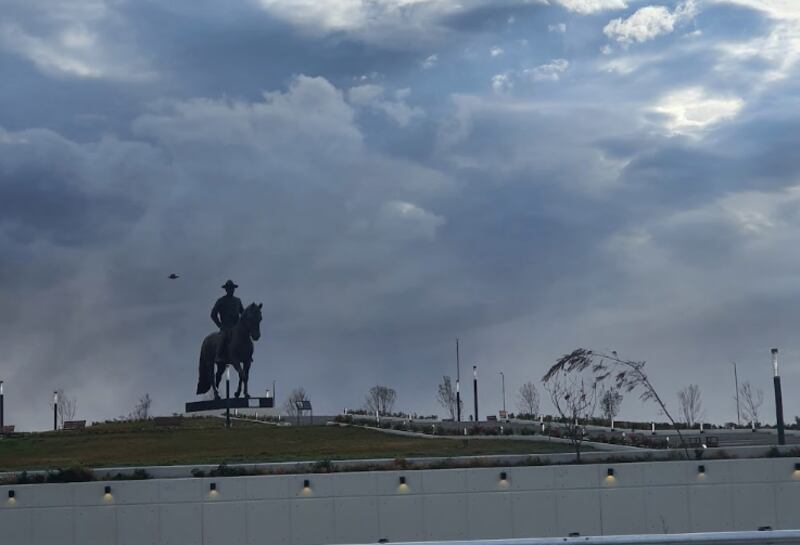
[1,0,800,431]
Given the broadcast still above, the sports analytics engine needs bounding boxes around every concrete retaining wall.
[2,457,799,545]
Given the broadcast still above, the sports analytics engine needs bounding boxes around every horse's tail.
[196,333,218,395]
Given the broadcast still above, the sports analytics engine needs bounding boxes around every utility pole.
[0,381,4,433]
[771,349,785,445]
[473,365,478,422]
[456,338,461,423]
[53,390,58,431]
[732,361,740,426]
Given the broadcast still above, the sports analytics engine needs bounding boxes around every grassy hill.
[0,418,580,471]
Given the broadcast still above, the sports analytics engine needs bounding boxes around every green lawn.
[0,418,580,471]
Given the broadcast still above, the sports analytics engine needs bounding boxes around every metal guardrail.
[355,530,800,545]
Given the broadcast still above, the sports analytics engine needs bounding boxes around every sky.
[2,0,800,431]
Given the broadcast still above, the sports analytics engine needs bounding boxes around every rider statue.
[211,279,244,364]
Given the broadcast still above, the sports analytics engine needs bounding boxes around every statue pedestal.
[185,396,274,413]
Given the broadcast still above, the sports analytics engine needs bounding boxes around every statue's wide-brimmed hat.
[221,279,238,290]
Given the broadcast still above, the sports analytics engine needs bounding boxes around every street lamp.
[473,365,478,422]
[0,380,4,433]
[771,349,786,445]
[456,339,461,423]
[225,367,231,429]
[499,372,506,417]
[53,390,58,431]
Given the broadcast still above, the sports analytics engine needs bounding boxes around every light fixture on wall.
[500,471,507,481]
[795,463,800,472]
[104,485,111,495]
[303,479,310,489]
[399,476,406,485]
[698,465,705,474]
[210,482,217,492]
[607,468,614,477]
[8,490,14,499]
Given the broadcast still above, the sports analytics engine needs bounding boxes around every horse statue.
[196,302,262,399]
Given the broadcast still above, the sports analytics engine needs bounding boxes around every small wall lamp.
[399,476,406,485]
[607,468,615,477]
[8,490,15,499]
[698,465,705,474]
[500,471,508,481]
[303,479,310,488]
[794,463,800,471]
[104,485,111,495]
[210,482,217,491]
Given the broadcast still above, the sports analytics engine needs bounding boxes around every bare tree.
[677,385,703,427]
[542,364,598,461]
[517,381,541,416]
[436,376,461,420]
[543,348,690,458]
[56,389,77,426]
[600,388,623,422]
[131,393,152,420]
[364,385,396,415]
[739,381,764,425]
[283,387,308,418]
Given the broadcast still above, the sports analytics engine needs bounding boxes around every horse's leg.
[214,364,225,400]
[232,361,244,398]
[243,360,252,398]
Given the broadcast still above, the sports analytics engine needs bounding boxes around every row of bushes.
[6,467,151,485]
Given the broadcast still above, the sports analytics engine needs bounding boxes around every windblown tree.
[677,385,703,427]
[364,385,396,415]
[517,381,541,416]
[436,376,461,420]
[739,381,764,426]
[600,388,623,423]
[544,348,690,458]
[542,365,599,461]
[283,387,308,418]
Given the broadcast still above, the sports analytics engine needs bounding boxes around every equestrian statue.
[196,280,262,399]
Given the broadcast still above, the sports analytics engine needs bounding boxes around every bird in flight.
[168,273,179,279]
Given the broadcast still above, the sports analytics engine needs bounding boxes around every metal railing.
[356,530,800,545]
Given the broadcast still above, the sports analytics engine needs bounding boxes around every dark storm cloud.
[2,0,800,430]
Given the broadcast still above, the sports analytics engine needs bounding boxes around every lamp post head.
[473,365,477,378]
[771,348,779,377]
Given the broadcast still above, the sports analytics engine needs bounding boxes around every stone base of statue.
[185,396,274,413]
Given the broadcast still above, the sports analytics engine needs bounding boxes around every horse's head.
[242,302,263,341]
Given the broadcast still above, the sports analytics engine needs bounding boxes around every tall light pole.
[771,348,785,445]
[456,339,461,423]
[473,365,478,423]
[53,390,58,431]
[0,380,4,433]
[732,361,740,426]
[225,366,231,429]
[499,372,506,415]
